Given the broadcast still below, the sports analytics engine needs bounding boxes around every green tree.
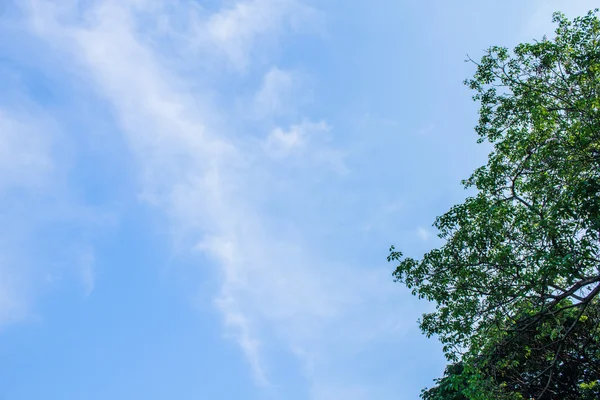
[388,10,600,399]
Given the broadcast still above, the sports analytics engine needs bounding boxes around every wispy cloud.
[206,0,317,70]
[0,47,108,326]
[0,108,56,325]
[253,67,297,117]
[24,0,414,396]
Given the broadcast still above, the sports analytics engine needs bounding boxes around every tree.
[388,10,600,399]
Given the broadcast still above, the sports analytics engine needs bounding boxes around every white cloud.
[25,1,412,396]
[27,0,300,383]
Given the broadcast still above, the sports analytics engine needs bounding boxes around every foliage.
[421,302,600,399]
[479,300,600,399]
[420,362,470,400]
[420,361,517,400]
[388,10,600,399]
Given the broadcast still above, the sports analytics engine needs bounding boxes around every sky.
[0,1,597,399]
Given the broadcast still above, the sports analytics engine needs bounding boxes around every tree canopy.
[389,10,600,399]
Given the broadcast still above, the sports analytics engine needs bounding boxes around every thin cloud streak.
[0,108,56,325]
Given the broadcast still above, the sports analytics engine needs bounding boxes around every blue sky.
[0,1,596,399]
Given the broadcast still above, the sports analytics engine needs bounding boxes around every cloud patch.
[265,120,329,156]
